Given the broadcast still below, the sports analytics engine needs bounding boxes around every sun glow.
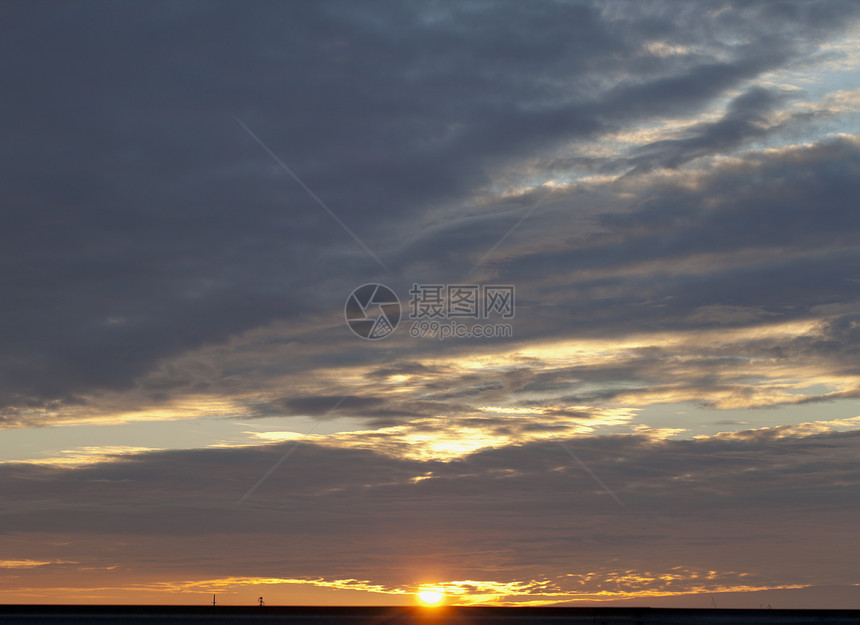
[417,589,444,605]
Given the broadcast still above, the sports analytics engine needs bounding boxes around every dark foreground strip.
[1,605,859,625]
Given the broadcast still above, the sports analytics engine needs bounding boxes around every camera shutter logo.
[345,283,401,339]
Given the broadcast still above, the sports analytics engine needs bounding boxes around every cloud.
[0,560,70,569]
[613,87,804,174]
[2,0,860,606]
[1,421,859,603]
[2,1,859,415]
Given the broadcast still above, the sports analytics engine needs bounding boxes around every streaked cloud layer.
[2,0,859,607]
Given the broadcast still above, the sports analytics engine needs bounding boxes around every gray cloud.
[2,1,858,412]
[1,425,858,593]
[616,87,804,174]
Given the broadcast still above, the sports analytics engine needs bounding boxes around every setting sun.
[417,589,444,605]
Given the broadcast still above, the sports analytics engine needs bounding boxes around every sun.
[417,589,444,606]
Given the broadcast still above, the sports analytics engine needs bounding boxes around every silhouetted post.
[258,596,264,607]
[212,594,216,606]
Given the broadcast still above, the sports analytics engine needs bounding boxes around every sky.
[2,0,860,608]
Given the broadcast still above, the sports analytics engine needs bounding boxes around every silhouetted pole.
[212,594,216,606]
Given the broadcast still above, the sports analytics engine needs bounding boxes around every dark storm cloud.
[3,0,858,414]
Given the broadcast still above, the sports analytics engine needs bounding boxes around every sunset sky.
[2,0,860,608]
